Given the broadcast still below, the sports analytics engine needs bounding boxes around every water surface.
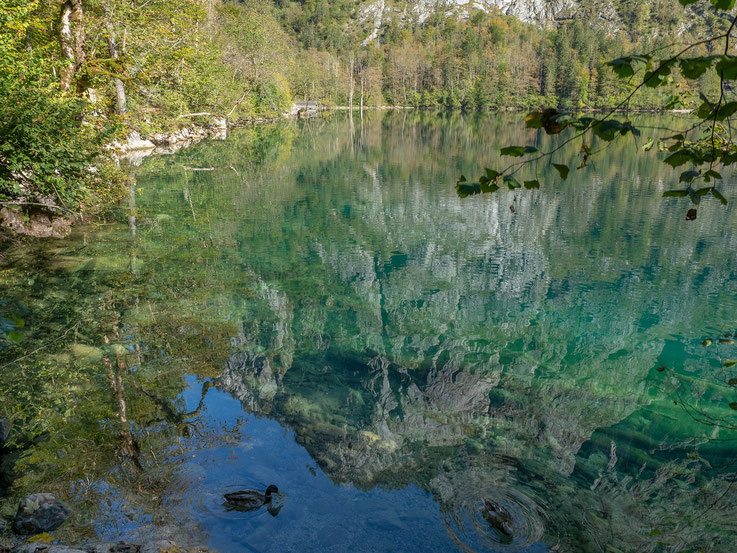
[1,112,737,553]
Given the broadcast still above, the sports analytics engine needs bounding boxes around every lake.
[1,111,737,552]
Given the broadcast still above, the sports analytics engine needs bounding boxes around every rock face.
[358,0,575,36]
[0,208,75,239]
[13,494,71,535]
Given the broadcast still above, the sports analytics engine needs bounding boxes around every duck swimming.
[224,485,280,513]
[483,499,514,539]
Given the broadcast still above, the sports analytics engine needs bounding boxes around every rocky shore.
[1,542,215,553]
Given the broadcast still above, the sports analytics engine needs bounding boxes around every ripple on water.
[441,487,547,553]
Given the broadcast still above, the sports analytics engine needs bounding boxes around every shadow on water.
[1,112,737,552]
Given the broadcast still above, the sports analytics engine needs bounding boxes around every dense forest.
[0,0,730,214]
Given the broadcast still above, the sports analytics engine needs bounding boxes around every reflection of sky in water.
[150,378,548,553]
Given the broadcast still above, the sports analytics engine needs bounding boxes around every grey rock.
[13,493,71,535]
[11,547,88,553]
[0,518,7,533]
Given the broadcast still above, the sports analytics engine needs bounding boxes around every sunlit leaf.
[711,0,736,11]
[724,360,737,368]
[525,111,544,129]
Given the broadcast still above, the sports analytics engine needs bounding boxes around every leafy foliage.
[458,0,737,218]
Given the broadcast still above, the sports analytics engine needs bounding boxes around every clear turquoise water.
[1,112,737,552]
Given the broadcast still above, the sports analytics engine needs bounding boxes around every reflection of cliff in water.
[198,113,737,552]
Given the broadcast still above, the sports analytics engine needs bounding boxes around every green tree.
[458,0,737,221]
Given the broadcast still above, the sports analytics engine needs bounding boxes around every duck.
[224,485,280,512]
[483,499,514,539]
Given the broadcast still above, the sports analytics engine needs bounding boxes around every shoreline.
[0,106,696,240]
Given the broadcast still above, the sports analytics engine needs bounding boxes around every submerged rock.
[13,494,71,535]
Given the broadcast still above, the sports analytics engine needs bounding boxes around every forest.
[0,0,731,216]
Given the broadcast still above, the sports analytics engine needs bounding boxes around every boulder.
[13,494,71,535]
[123,132,155,152]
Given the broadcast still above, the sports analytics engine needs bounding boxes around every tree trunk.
[349,57,355,110]
[59,1,74,93]
[58,0,86,94]
[102,1,127,115]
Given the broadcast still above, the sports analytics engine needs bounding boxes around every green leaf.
[711,0,736,10]
[485,168,500,180]
[715,101,737,122]
[642,137,655,152]
[503,175,521,189]
[456,181,481,198]
[678,0,699,4]
[703,338,713,347]
[679,170,700,183]
[663,189,689,198]
[724,360,737,368]
[525,111,544,129]
[622,122,640,137]
[593,119,624,141]
[729,402,737,410]
[6,331,22,343]
[688,187,702,205]
[606,57,635,78]
[679,56,715,79]
[500,146,538,157]
[664,150,694,168]
[716,56,737,79]
[523,179,541,189]
[703,170,722,182]
[711,188,728,205]
[696,100,713,119]
[643,61,674,88]
[553,163,569,180]
[728,378,737,386]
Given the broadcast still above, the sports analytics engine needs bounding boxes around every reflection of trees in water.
[208,113,737,552]
[1,113,736,551]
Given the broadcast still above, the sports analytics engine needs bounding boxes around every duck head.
[264,485,280,500]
